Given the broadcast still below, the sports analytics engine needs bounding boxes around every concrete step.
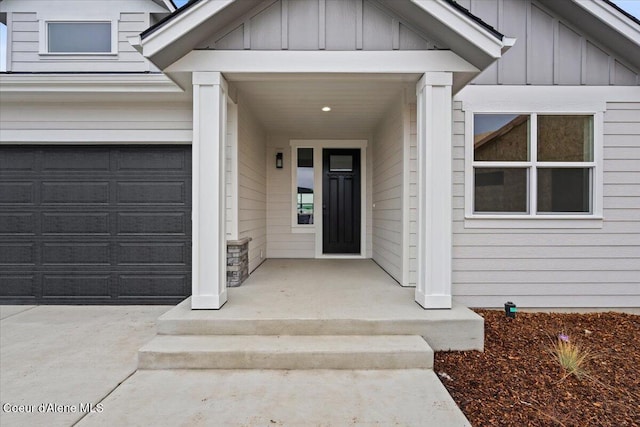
[156,300,484,351]
[138,335,434,370]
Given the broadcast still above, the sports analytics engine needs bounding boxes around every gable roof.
[136,0,510,71]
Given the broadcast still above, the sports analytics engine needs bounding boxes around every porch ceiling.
[229,74,419,137]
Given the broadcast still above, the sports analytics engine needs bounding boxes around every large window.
[472,113,595,215]
[45,22,113,54]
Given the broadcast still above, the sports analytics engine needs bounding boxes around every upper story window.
[41,21,117,55]
[468,112,602,226]
[48,22,111,53]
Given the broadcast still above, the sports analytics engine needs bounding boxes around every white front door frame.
[290,139,368,259]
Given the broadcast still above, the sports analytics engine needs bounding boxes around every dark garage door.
[0,145,191,304]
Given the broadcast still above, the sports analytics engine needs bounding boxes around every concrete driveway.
[0,305,171,427]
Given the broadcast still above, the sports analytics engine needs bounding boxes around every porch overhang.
[165,50,480,93]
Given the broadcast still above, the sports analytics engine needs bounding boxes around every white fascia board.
[0,129,192,144]
[455,85,640,111]
[141,0,236,58]
[410,0,505,59]
[166,50,479,73]
[161,0,177,12]
[0,73,184,93]
[573,0,640,46]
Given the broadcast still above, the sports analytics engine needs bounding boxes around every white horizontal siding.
[0,100,192,143]
[451,100,640,308]
[237,101,267,273]
[372,98,403,283]
[266,134,315,259]
[7,10,156,72]
[408,103,418,286]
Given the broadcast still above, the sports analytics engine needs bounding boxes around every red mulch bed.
[434,310,640,426]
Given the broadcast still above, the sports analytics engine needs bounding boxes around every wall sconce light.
[275,152,283,169]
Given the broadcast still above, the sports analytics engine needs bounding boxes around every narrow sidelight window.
[296,148,314,225]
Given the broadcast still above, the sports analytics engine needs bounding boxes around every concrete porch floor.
[159,259,484,351]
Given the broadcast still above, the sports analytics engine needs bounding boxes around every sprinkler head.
[504,301,517,319]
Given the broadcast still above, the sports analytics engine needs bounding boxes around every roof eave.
[574,0,640,46]
[410,0,507,65]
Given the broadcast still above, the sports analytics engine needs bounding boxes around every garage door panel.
[0,149,36,171]
[42,243,111,265]
[117,212,187,235]
[117,147,187,171]
[41,181,110,204]
[1,145,191,304]
[118,274,188,297]
[0,243,36,265]
[117,242,187,265]
[42,148,110,171]
[0,275,36,297]
[0,213,37,234]
[117,182,186,204]
[42,212,110,234]
[42,274,111,297]
[0,182,35,204]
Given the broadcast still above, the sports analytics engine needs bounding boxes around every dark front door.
[323,149,361,254]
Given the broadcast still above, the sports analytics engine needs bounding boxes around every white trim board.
[456,85,640,111]
[166,51,479,74]
[0,74,184,94]
[290,139,368,259]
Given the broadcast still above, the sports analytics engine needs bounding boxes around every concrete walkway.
[78,369,469,427]
[0,304,471,427]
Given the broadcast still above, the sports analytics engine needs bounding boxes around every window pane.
[329,155,353,171]
[297,148,314,225]
[474,168,528,213]
[538,115,593,162]
[537,168,591,213]
[49,23,111,53]
[474,114,529,161]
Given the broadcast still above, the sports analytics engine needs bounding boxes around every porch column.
[415,72,453,309]
[191,71,228,309]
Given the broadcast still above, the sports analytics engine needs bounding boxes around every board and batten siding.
[237,101,267,273]
[451,100,640,307]
[456,0,640,86]
[199,0,438,51]
[371,98,404,283]
[5,11,158,72]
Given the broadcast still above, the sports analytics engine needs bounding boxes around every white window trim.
[39,19,119,56]
[290,139,368,258]
[463,110,604,229]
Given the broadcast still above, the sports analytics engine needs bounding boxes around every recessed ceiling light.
[322,106,331,112]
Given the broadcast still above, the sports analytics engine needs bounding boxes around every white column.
[192,71,228,309]
[415,72,453,309]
